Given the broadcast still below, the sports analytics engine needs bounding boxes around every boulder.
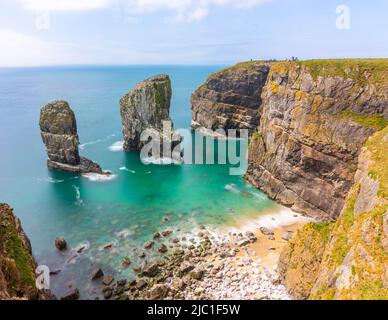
[60,288,80,300]
[158,244,168,253]
[149,284,169,300]
[260,227,274,236]
[102,275,114,286]
[91,268,104,280]
[144,241,154,250]
[190,270,205,281]
[54,237,67,251]
[142,263,160,277]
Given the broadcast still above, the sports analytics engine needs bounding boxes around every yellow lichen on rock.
[279,126,388,300]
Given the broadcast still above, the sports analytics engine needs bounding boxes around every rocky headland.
[40,100,105,174]
[191,59,388,299]
[1,59,386,301]
[120,74,180,159]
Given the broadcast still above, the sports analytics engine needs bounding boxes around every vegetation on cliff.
[279,126,388,300]
[246,58,387,220]
[0,204,38,299]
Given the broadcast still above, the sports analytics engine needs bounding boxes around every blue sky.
[0,0,387,66]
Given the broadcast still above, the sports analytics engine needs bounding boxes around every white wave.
[37,177,64,184]
[79,134,116,150]
[221,207,313,234]
[109,141,124,152]
[82,172,117,182]
[119,166,136,174]
[73,185,83,205]
[74,241,90,253]
[224,183,239,193]
[251,191,268,201]
[142,157,183,165]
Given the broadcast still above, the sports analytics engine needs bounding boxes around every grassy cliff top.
[365,126,388,197]
[208,59,388,84]
[272,59,388,84]
[208,60,268,79]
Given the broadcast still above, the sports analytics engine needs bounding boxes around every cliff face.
[192,60,387,221]
[120,74,176,152]
[279,126,388,300]
[246,60,387,220]
[191,62,270,133]
[0,204,53,300]
[40,100,103,174]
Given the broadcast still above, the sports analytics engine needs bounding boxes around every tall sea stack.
[40,100,104,174]
[120,74,180,156]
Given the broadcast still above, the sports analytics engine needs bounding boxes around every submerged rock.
[60,288,79,300]
[54,237,67,251]
[91,268,104,280]
[119,74,181,160]
[39,100,105,174]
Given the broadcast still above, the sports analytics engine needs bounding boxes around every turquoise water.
[0,66,278,298]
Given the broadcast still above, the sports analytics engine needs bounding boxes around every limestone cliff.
[0,204,53,300]
[40,100,104,174]
[120,74,179,155]
[191,62,270,133]
[246,60,387,220]
[192,59,387,220]
[279,126,388,300]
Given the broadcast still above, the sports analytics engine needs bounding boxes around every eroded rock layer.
[279,127,388,300]
[40,100,103,174]
[246,60,387,220]
[191,62,270,133]
[192,60,387,220]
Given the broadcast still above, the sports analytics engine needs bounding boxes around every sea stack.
[40,100,104,174]
[120,74,180,158]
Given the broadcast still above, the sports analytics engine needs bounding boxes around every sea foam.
[37,177,64,184]
[82,172,117,182]
[119,166,136,174]
[109,141,124,152]
[80,133,116,150]
[142,157,183,165]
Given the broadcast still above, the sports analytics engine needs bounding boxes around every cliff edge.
[279,126,388,300]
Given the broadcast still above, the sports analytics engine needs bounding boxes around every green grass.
[339,109,388,131]
[0,205,36,296]
[297,59,388,84]
[310,222,334,243]
[365,126,388,197]
[208,60,266,79]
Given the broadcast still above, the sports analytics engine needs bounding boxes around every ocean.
[0,65,280,298]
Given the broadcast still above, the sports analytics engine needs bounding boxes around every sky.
[0,0,387,66]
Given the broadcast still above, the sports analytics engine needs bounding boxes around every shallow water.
[0,66,279,298]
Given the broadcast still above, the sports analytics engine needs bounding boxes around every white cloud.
[19,0,113,12]
[0,29,73,66]
[18,0,271,22]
